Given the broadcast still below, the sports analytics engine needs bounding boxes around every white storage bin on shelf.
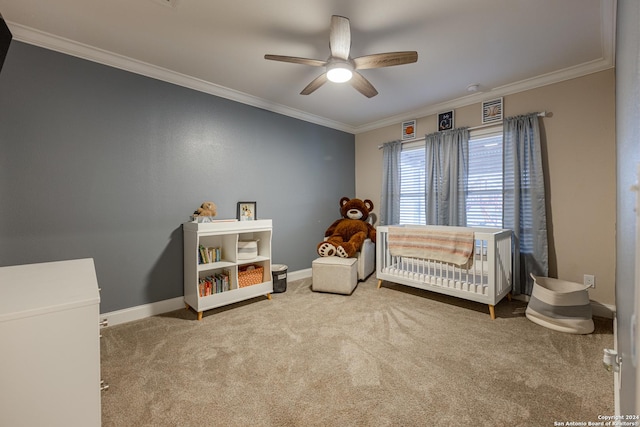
[183,219,273,320]
[238,240,259,259]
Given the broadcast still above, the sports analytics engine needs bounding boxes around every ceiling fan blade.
[350,71,378,98]
[300,73,328,95]
[353,51,418,69]
[264,54,326,67]
[329,15,351,60]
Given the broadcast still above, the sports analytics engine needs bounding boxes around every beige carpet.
[101,275,614,427]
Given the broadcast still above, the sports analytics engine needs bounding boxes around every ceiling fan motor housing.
[326,60,354,83]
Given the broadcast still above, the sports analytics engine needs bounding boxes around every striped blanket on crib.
[387,226,475,267]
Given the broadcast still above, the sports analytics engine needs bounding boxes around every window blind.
[398,126,503,227]
[399,143,426,224]
[466,131,503,228]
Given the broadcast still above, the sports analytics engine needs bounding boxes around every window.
[398,126,503,227]
[466,128,503,227]
[399,141,426,224]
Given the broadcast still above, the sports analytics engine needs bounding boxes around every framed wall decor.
[401,119,416,140]
[437,110,454,131]
[482,97,503,124]
[237,201,257,221]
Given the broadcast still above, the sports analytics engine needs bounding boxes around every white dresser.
[0,258,102,427]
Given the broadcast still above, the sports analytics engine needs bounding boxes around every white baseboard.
[100,296,186,327]
[100,267,313,327]
[102,268,615,327]
[591,301,616,319]
[288,268,311,281]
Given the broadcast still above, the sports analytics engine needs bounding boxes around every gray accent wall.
[0,42,355,313]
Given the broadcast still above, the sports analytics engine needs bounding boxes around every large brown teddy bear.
[317,197,376,258]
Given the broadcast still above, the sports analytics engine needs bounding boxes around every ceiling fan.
[264,15,418,98]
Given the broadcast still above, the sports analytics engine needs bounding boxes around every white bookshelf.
[183,219,273,320]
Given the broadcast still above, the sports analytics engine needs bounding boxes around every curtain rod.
[378,111,547,149]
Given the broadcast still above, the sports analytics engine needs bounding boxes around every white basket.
[238,240,258,259]
[525,274,594,334]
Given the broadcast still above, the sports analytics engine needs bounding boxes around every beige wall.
[355,69,616,306]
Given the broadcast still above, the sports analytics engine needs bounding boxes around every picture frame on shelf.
[437,110,454,131]
[237,201,257,221]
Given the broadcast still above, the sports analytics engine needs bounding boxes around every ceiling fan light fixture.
[264,15,417,97]
[326,61,353,83]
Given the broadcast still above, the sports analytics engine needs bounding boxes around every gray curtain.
[425,128,469,226]
[380,140,402,225]
[503,113,549,295]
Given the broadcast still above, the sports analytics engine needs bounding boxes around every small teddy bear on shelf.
[193,201,217,217]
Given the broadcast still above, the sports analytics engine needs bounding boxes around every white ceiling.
[0,0,616,134]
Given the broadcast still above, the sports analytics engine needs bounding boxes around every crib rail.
[376,225,512,307]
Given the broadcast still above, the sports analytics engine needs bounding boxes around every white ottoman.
[312,257,358,295]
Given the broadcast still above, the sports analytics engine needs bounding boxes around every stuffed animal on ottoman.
[317,197,376,258]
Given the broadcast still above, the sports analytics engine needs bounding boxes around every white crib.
[376,225,512,319]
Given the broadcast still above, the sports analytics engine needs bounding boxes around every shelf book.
[198,270,230,296]
[183,219,273,320]
[198,245,221,264]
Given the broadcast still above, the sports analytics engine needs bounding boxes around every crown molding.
[8,0,615,137]
[8,22,357,134]
[354,0,617,134]
[354,57,615,134]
